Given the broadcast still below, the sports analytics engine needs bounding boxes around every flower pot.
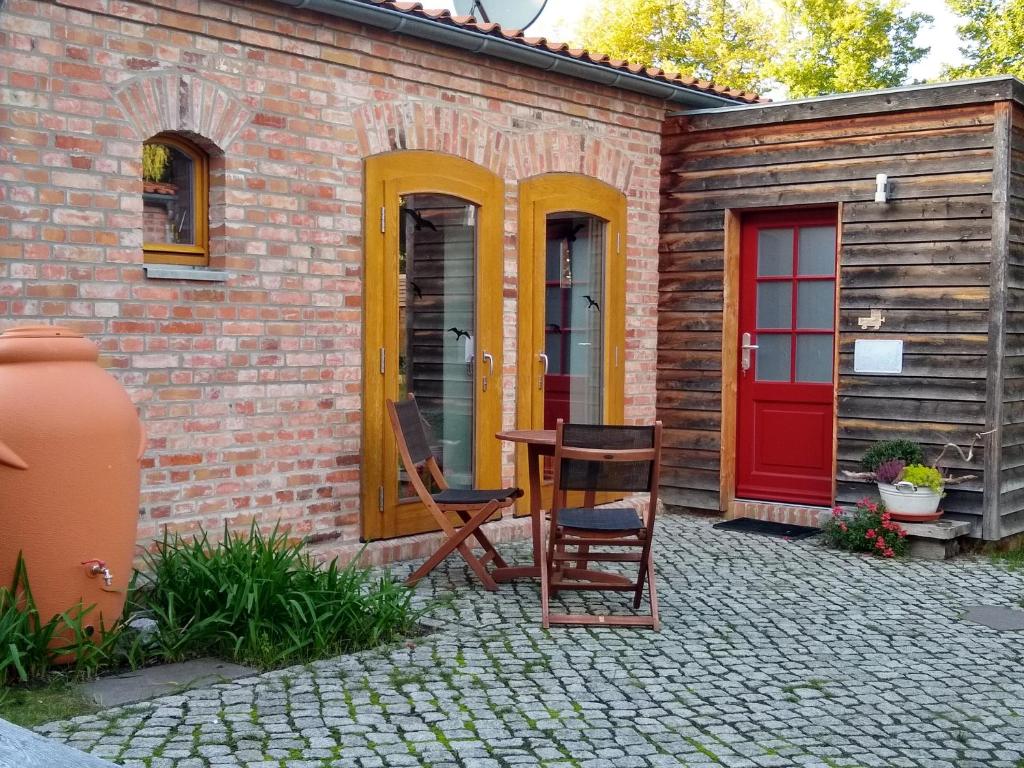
[877,481,943,522]
[143,180,177,195]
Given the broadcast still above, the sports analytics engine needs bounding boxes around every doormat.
[712,517,821,540]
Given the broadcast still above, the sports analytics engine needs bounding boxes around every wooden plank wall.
[658,103,997,526]
[1001,104,1024,537]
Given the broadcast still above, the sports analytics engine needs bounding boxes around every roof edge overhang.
[273,0,746,109]
[668,75,1024,130]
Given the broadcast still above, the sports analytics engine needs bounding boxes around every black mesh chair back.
[391,396,433,465]
[557,423,656,493]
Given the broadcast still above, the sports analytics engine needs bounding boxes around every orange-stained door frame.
[515,173,627,514]
[719,204,842,512]
[362,151,505,541]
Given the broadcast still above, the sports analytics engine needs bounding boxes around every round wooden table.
[493,429,554,581]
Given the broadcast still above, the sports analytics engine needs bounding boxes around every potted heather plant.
[874,459,945,521]
[843,436,986,522]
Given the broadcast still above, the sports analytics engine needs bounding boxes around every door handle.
[538,352,549,390]
[741,332,759,373]
[481,351,494,392]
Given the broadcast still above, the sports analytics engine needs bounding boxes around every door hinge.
[378,486,384,512]
[379,347,386,374]
[380,206,386,233]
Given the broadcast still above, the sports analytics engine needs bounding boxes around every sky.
[432,0,968,96]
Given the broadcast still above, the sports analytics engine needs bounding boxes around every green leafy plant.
[0,554,117,684]
[861,440,924,472]
[142,143,171,183]
[0,554,56,683]
[823,499,908,558]
[901,464,944,493]
[136,523,418,669]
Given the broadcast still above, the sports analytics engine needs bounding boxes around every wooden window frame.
[142,133,209,267]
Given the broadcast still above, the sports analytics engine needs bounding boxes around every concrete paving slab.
[79,658,256,707]
[963,604,1024,631]
[1,717,117,768]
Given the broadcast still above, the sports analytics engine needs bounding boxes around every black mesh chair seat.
[434,487,523,505]
[558,506,643,532]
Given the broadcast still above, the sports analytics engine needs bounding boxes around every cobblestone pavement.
[38,514,1024,768]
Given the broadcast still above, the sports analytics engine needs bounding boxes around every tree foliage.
[576,0,775,93]
[574,0,931,98]
[772,0,931,97]
[943,0,1024,79]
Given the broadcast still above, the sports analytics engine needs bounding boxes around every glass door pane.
[398,193,477,499]
[543,213,605,428]
[751,223,836,384]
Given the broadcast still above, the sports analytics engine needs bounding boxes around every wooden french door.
[362,152,504,540]
[736,209,838,506]
[516,175,626,513]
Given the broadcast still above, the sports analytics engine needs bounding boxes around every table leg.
[492,443,544,582]
[528,443,543,569]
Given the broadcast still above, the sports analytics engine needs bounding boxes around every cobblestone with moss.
[36,514,1024,767]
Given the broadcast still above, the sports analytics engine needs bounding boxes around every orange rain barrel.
[0,326,144,637]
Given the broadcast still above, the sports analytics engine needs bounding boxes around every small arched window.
[142,134,208,266]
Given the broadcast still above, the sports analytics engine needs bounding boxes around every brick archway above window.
[510,131,635,194]
[114,72,253,152]
[354,101,508,177]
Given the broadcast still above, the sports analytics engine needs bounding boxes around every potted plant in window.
[142,144,176,195]
[843,436,985,522]
[142,144,181,244]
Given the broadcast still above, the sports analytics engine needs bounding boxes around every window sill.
[144,265,230,282]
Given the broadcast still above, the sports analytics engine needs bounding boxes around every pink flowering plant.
[822,498,908,558]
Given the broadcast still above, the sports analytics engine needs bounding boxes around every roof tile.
[348,0,763,103]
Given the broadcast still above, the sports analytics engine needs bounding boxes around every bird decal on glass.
[409,281,423,300]
[546,323,561,333]
[403,208,438,231]
[448,327,471,341]
[583,295,600,311]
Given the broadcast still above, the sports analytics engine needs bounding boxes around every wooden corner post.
[983,101,1012,541]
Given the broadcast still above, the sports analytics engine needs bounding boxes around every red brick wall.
[0,0,665,557]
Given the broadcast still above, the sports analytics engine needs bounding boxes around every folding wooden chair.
[540,419,663,629]
[386,395,522,590]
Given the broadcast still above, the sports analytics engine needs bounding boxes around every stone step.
[901,518,973,560]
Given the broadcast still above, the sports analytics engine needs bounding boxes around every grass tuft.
[991,545,1024,571]
[0,676,98,727]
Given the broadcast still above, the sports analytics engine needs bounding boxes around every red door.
[736,210,837,506]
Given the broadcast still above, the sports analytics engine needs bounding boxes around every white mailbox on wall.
[853,339,904,374]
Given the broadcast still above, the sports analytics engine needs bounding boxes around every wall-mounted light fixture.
[874,173,889,203]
